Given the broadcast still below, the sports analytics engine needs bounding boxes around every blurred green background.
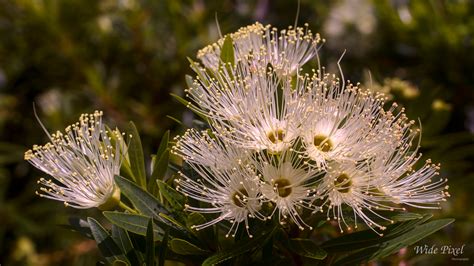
[0,0,473,265]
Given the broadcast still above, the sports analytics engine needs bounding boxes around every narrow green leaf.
[111,225,141,266]
[87,217,129,264]
[166,115,183,125]
[170,93,192,108]
[334,246,380,266]
[104,212,163,240]
[151,150,169,181]
[146,219,156,266]
[112,225,133,253]
[332,217,454,264]
[288,239,327,260]
[169,238,210,255]
[220,35,234,66]
[127,122,147,189]
[114,175,168,218]
[158,229,169,266]
[148,130,170,193]
[156,131,170,161]
[372,218,455,259]
[157,180,185,211]
[202,228,276,266]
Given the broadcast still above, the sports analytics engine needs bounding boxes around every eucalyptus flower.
[177,22,449,237]
[175,141,264,237]
[253,151,322,230]
[316,161,396,235]
[298,73,392,168]
[24,111,124,209]
[172,128,250,171]
[197,22,323,75]
[187,63,308,153]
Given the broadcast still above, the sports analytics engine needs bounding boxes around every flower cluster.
[25,111,125,209]
[173,22,449,237]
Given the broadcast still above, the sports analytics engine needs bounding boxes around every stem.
[118,201,137,213]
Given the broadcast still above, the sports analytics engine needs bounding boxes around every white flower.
[197,22,323,75]
[255,152,322,230]
[316,161,395,235]
[178,21,450,236]
[171,128,250,171]
[24,111,124,209]
[368,125,450,209]
[188,63,308,153]
[299,73,396,168]
[176,161,264,238]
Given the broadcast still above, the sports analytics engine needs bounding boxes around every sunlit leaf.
[104,212,163,240]
[126,122,147,189]
[114,175,168,218]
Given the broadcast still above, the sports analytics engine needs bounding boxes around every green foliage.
[326,217,454,265]
[169,238,210,256]
[145,219,155,266]
[220,35,235,66]
[88,217,130,265]
[114,175,168,217]
[104,212,163,240]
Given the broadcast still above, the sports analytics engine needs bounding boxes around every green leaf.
[288,239,327,260]
[372,218,455,259]
[104,212,163,240]
[146,219,156,266]
[331,217,454,264]
[202,228,276,266]
[220,35,234,66]
[111,225,133,254]
[170,93,192,108]
[157,180,185,211]
[111,225,141,266]
[156,130,170,161]
[87,217,129,265]
[333,246,381,266]
[114,175,168,218]
[151,150,169,182]
[158,229,169,266]
[127,122,147,189]
[169,238,210,255]
[149,131,170,194]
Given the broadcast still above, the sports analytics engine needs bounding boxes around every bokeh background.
[0,0,473,265]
